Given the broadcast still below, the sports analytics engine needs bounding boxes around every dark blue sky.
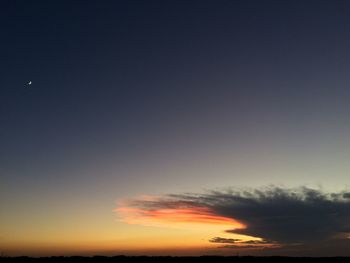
[2,0,350,256]
[3,0,350,176]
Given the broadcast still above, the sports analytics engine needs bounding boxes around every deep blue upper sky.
[3,0,350,188]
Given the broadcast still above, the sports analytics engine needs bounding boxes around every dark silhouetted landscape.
[3,257,350,263]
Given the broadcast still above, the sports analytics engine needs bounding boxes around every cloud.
[116,196,244,228]
[116,186,350,253]
[209,237,272,250]
[219,245,265,249]
[240,240,269,244]
[209,237,241,244]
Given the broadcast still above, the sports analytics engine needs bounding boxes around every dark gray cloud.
[123,186,350,248]
[342,192,350,199]
[168,186,350,244]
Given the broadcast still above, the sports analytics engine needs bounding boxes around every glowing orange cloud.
[115,196,245,229]
[114,195,278,251]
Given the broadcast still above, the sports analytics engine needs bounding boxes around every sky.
[2,0,350,257]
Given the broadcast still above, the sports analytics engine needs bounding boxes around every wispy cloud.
[209,236,275,250]
[209,237,241,244]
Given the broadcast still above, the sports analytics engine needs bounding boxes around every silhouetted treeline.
[2,256,350,263]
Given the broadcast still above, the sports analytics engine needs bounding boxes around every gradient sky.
[2,0,350,257]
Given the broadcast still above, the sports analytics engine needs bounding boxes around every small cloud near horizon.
[209,237,241,244]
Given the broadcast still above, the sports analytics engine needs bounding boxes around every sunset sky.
[2,0,350,257]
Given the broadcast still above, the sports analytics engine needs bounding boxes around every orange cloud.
[114,195,276,252]
[115,196,245,229]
